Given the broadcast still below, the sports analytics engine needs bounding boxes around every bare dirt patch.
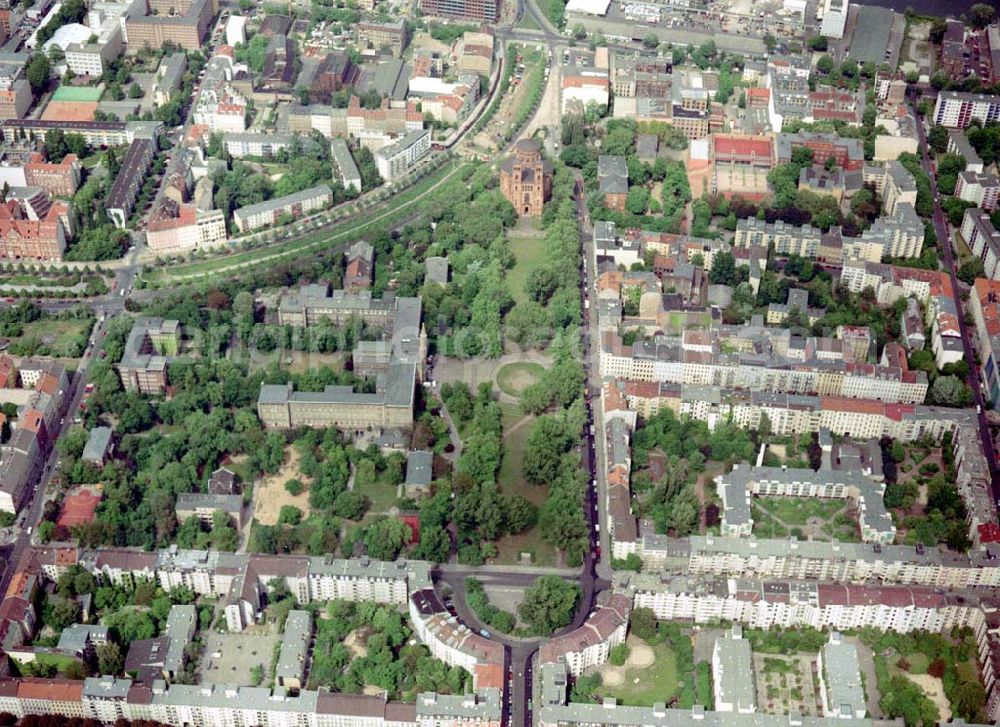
[252,447,311,525]
[345,628,368,659]
[902,673,951,721]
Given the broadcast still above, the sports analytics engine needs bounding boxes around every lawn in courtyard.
[597,640,681,707]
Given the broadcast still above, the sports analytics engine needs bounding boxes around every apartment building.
[653,534,1000,589]
[934,90,1000,128]
[232,185,333,232]
[971,278,1000,408]
[23,152,80,197]
[374,128,430,181]
[418,0,498,22]
[408,588,505,690]
[106,137,155,228]
[116,317,180,395]
[124,0,216,51]
[817,633,867,719]
[0,675,500,727]
[948,129,984,171]
[717,461,895,544]
[222,132,293,159]
[956,170,1000,211]
[274,610,311,691]
[537,594,631,677]
[146,200,227,255]
[864,160,917,216]
[0,358,65,513]
[0,78,30,120]
[1,119,160,147]
[840,260,951,305]
[357,19,407,56]
[962,208,1000,281]
[0,193,67,261]
[192,85,248,133]
[627,570,985,636]
[712,626,757,713]
[331,138,361,193]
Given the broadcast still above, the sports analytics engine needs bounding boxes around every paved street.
[910,93,1000,492]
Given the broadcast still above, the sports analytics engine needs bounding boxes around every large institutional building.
[500,139,553,217]
[258,285,425,432]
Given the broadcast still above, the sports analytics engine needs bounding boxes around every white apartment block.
[538,594,631,677]
[934,91,1000,129]
[65,20,123,76]
[375,129,430,181]
[819,0,848,38]
[627,571,986,634]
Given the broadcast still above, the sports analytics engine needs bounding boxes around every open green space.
[755,497,844,526]
[506,227,543,306]
[496,361,546,397]
[493,402,555,565]
[354,471,400,516]
[597,640,681,707]
[5,318,93,358]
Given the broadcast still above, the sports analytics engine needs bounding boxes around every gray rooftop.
[81,426,112,464]
[821,633,866,719]
[275,610,312,685]
[57,623,108,655]
[405,450,433,487]
[713,629,757,713]
[233,185,332,222]
[598,155,628,195]
[847,5,896,65]
[163,604,197,676]
[175,492,243,515]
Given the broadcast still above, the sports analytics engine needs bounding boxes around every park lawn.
[755,496,844,526]
[496,361,546,398]
[506,225,543,306]
[599,641,681,707]
[355,473,400,516]
[9,318,92,357]
[494,402,555,566]
[497,404,541,503]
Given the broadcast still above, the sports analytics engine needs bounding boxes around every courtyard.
[200,626,282,687]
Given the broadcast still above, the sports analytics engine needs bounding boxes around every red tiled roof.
[712,134,773,159]
[16,678,84,702]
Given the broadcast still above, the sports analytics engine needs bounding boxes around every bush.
[608,642,630,666]
[284,478,304,496]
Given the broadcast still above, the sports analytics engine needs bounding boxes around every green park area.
[506,225,544,306]
[494,402,556,565]
[595,639,681,707]
[496,361,546,398]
